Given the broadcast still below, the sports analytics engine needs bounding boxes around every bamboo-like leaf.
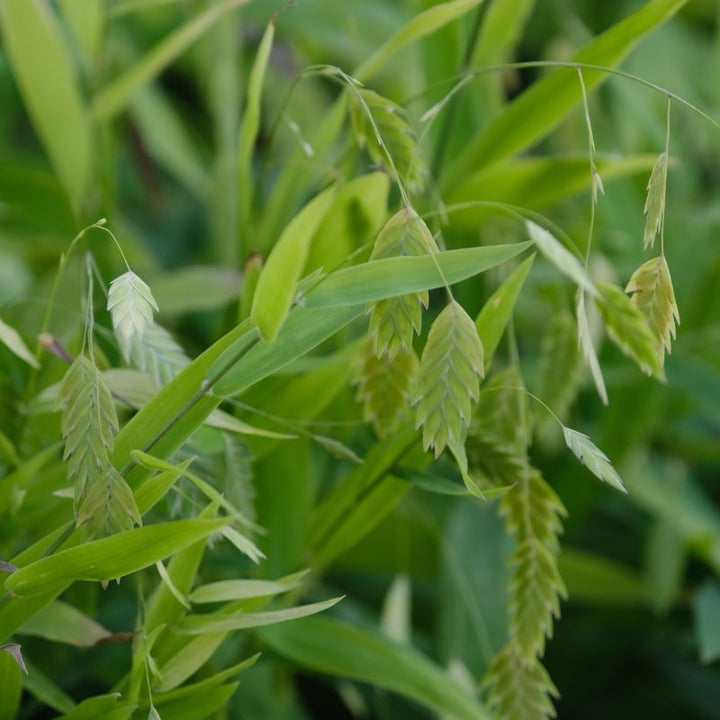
[626,254,679,366]
[413,301,484,457]
[5,518,230,597]
[75,466,142,538]
[354,340,418,438]
[444,0,689,186]
[57,356,118,504]
[0,317,39,368]
[259,616,492,720]
[128,322,189,387]
[251,187,336,342]
[0,0,91,205]
[303,242,532,309]
[643,152,669,250]
[576,290,608,405]
[91,0,250,120]
[350,89,426,194]
[596,281,665,380]
[484,643,558,720]
[368,207,439,359]
[562,426,626,493]
[475,254,534,371]
[177,597,342,634]
[108,271,159,361]
[354,0,481,83]
[189,576,304,604]
[526,220,597,297]
[238,18,275,233]
[59,0,104,64]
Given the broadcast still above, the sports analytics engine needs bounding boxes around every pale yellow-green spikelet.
[107,270,158,361]
[412,300,484,458]
[484,643,559,720]
[57,355,141,537]
[354,339,418,439]
[349,88,427,193]
[596,281,665,380]
[626,255,679,367]
[643,151,668,250]
[485,469,566,719]
[368,207,439,359]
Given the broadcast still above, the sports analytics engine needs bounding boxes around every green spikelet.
[467,367,531,486]
[108,270,158,360]
[128,322,189,386]
[413,300,484,458]
[368,207,439,359]
[485,643,559,720]
[643,152,668,250]
[354,339,418,438]
[350,88,427,193]
[596,281,665,380]
[223,433,256,530]
[75,466,141,537]
[57,356,118,505]
[485,469,566,718]
[626,255,679,368]
[536,312,583,442]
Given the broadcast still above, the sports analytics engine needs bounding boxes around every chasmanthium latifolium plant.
[0,2,702,719]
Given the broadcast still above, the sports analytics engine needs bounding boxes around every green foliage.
[1,2,718,718]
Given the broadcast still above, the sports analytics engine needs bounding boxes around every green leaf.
[55,694,133,720]
[238,18,275,234]
[475,254,534,370]
[562,426,626,493]
[0,649,23,720]
[177,597,342,634]
[22,657,76,713]
[108,271,159,361]
[645,518,685,614]
[131,85,209,197]
[91,0,250,121]
[17,600,110,647]
[259,616,491,720]
[304,242,532,308]
[446,154,657,221]
[444,0,689,185]
[0,317,39,368]
[596,280,665,380]
[525,220,597,297]
[413,301,484,457]
[694,583,720,664]
[0,0,91,205]
[189,576,305,604]
[354,0,481,82]
[59,0,104,64]
[5,518,230,597]
[251,187,336,341]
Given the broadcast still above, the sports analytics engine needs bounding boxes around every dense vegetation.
[1,1,719,718]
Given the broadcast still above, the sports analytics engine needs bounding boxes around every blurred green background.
[2,1,720,718]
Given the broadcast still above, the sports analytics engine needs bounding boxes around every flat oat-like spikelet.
[485,643,559,720]
[354,339,418,438]
[350,88,427,193]
[368,207,439,359]
[643,152,669,250]
[626,254,679,366]
[412,300,484,458]
[107,270,158,360]
[128,321,189,386]
[596,281,665,380]
[57,355,118,504]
